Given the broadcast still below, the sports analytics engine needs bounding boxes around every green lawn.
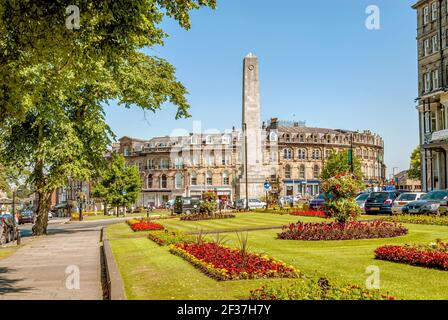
[158,212,323,233]
[107,212,448,300]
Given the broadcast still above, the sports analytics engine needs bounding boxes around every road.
[18,217,128,237]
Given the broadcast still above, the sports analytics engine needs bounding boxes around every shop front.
[283,179,321,197]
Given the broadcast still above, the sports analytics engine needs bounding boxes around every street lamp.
[76,182,86,221]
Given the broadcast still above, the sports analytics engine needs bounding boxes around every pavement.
[0,218,125,300]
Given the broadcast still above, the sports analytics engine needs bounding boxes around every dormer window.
[269,131,278,142]
[205,135,213,144]
[222,135,230,144]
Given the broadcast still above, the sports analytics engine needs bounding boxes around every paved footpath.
[0,226,103,300]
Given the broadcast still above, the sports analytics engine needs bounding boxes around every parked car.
[0,213,18,245]
[364,192,399,215]
[391,192,426,214]
[309,192,333,211]
[355,192,370,212]
[173,196,201,214]
[18,210,35,224]
[402,190,448,215]
[236,198,267,210]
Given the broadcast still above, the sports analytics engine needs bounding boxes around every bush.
[321,173,362,223]
[383,214,448,227]
[249,277,395,300]
[169,242,298,281]
[277,220,408,241]
[375,241,448,271]
[180,213,236,221]
[148,229,194,246]
[199,191,218,214]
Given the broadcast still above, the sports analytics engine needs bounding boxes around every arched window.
[147,174,153,189]
[297,149,307,160]
[299,134,305,142]
[175,173,183,189]
[190,172,197,186]
[283,148,292,160]
[160,174,167,189]
[269,131,278,142]
[312,149,321,160]
[299,165,305,179]
[222,171,230,185]
[313,165,320,179]
[285,165,291,179]
[206,171,213,185]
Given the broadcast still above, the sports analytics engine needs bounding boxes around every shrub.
[180,213,236,221]
[383,214,448,227]
[148,229,194,246]
[375,241,448,271]
[199,191,218,214]
[169,242,298,281]
[249,277,395,300]
[321,173,362,223]
[278,220,408,241]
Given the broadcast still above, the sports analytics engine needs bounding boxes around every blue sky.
[105,0,418,176]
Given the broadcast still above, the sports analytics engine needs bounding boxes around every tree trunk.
[32,190,51,235]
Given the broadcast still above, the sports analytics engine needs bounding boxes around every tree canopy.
[408,146,421,181]
[320,151,364,182]
[0,1,216,234]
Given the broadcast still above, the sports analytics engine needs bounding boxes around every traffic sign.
[264,181,271,190]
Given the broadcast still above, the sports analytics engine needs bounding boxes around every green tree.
[408,146,421,180]
[93,154,141,216]
[320,151,364,184]
[0,1,216,235]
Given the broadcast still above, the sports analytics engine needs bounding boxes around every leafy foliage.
[321,173,362,223]
[199,191,218,214]
[408,146,421,180]
[0,1,216,234]
[93,154,142,212]
[320,151,364,183]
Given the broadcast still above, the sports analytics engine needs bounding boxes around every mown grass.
[107,212,448,300]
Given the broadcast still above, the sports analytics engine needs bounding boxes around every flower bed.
[148,230,194,246]
[277,220,408,241]
[249,277,395,300]
[169,242,298,280]
[375,241,448,271]
[383,214,448,227]
[289,210,327,218]
[180,213,236,221]
[126,219,165,232]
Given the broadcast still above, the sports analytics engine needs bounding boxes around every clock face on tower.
[248,65,254,71]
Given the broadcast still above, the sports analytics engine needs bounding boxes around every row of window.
[282,148,380,161]
[284,164,320,180]
[276,132,380,145]
[146,172,232,189]
[422,1,441,25]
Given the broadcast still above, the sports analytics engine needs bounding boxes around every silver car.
[355,192,370,212]
[236,198,267,210]
[392,192,426,214]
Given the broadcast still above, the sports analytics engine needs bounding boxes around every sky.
[105,0,418,177]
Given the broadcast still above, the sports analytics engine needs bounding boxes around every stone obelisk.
[240,53,266,200]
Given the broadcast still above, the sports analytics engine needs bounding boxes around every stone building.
[412,0,448,191]
[114,53,385,207]
[116,121,385,207]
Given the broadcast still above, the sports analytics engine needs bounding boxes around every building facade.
[116,121,385,207]
[413,0,448,191]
